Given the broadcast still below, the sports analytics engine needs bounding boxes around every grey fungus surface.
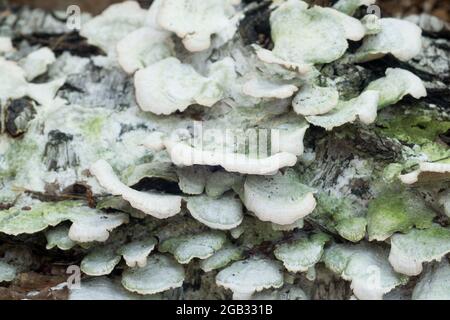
[121,254,185,295]
[216,257,284,300]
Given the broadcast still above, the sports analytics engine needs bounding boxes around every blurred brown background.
[6,0,450,21]
[6,0,147,14]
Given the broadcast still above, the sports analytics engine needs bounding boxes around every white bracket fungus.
[242,76,298,99]
[269,118,310,156]
[176,166,208,195]
[70,277,158,300]
[365,68,427,109]
[361,14,382,35]
[186,194,244,230]
[68,213,129,243]
[0,58,65,106]
[216,258,284,300]
[320,7,366,41]
[0,200,128,243]
[134,57,235,115]
[80,1,147,55]
[19,47,56,81]
[163,128,298,176]
[388,226,450,276]
[353,18,423,63]
[305,90,379,131]
[117,28,174,74]
[412,260,450,300]
[90,159,182,219]
[81,0,173,70]
[205,171,243,198]
[156,0,242,52]
[274,233,330,273]
[45,225,77,251]
[80,246,122,276]
[199,246,243,273]
[323,244,408,300]
[118,238,158,268]
[292,84,339,116]
[243,170,317,225]
[144,0,165,31]
[121,254,185,295]
[255,0,363,74]
[159,231,227,264]
[161,116,308,176]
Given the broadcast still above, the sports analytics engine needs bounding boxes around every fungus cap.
[80,246,121,276]
[45,225,77,251]
[163,130,298,176]
[0,58,65,106]
[274,233,330,273]
[157,0,241,52]
[293,84,339,116]
[324,244,407,300]
[243,77,298,99]
[199,246,243,272]
[118,238,158,268]
[90,159,182,219]
[256,1,363,73]
[365,68,427,109]
[80,1,146,54]
[243,170,317,225]
[274,234,330,272]
[354,18,422,63]
[121,254,185,295]
[388,226,450,276]
[216,258,284,300]
[69,213,129,243]
[20,47,56,81]
[134,57,233,115]
[305,90,380,131]
[186,194,244,230]
[117,28,174,74]
[159,231,227,264]
[69,277,157,300]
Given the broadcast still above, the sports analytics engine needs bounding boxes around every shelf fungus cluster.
[1,0,450,300]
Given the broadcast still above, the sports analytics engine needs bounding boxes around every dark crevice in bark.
[13,32,104,57]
